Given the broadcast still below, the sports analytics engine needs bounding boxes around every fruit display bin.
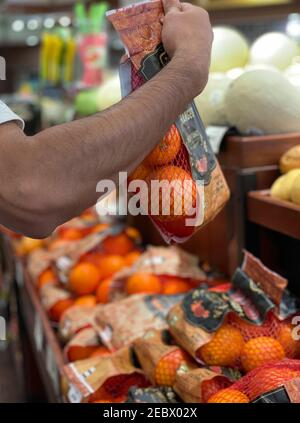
[13,254,65,403]
[246,189,300,297]
[248,190,300,240]
[131,132,300,276]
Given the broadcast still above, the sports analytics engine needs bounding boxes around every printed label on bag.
[68,383,83,403]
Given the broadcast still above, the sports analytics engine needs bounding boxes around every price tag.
[68,384,83,403]
[46,344,59,396]
[34,312,43,352]
[206,125,229,154]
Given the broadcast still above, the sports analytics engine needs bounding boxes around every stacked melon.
[194,28,300,133]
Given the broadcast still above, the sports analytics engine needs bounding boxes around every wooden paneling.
[248,190,300,240]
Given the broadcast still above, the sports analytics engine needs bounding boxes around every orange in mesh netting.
[155,348,191,386]
[107,1,229,244]
[227,313,300,359]
[130,65,198,242]
[231,359,300,402]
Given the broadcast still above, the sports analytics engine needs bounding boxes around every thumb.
[162,0,182,14]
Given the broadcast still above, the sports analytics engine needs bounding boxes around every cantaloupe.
[250,32,299,70]
[210,27,249,72]
[224,69,300,135]
[194,73,231,126]
[270,169,300,201]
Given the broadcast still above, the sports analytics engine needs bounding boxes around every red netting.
[231,359,300,402]
[155,348,190,386]
[88,372,150,403]
[201,376,233,403]
[129,64,198,244]
[227,312,299,359]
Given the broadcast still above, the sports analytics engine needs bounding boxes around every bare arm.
[0,1,212,238]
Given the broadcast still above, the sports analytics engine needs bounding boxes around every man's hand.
[162,0,213,94]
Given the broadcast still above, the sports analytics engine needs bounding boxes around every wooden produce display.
[246,189,300,297]
[132,132,300,277]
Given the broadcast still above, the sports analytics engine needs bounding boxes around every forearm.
[0,55,206,237]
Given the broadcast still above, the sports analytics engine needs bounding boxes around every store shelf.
[208,1,300,23]
[248,190,300,239]
[15,257,65,403]
[219,133,300,169]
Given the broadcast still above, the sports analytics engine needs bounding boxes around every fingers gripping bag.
[107,1,230,244]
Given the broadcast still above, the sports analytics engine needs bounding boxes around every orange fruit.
[277,323,300,358]
[58,227,83,241]
[124,251,141,267]
[98,255,125,279]
[90,223,109,234]
[161,276,191,295]
[80,251,104,267]
[69,262,101,295]
[16,237,44,255]
[96,278,113,304]
[125,227,142,242]
[102,233,135,255]
[201,376,233,403]
[241,337,285,373]
[247,367,299,401]
[37,268,59,291]
[146,125,182,166]
[200,324,244,367]
[155,348,190,386]
[207,388,250,403]
[125,273,162,295]
[147,166,197,222]
[48,298,74,322]
[67,345,99,362]
[74,295,97,307]
[128,161,150,182]
[89,346,111,358]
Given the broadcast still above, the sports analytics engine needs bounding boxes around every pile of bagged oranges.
[4,208,300,404]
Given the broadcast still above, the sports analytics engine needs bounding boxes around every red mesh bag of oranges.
[64,327,111,363]
[107,1,230,244]
[106,246,207,300]
[133,329,194,386]
[173,365,240,403]
[207,359,300,403]
[93,293,183,351]
[167,251,300,368]
[63,347,150,403]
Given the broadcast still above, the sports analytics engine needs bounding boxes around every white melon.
[285,62,300,87]
[210,27,249,72]
[96,75,121,111]
[250,32,299,70]
[194,73,231,126]
[224,69,300,135]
